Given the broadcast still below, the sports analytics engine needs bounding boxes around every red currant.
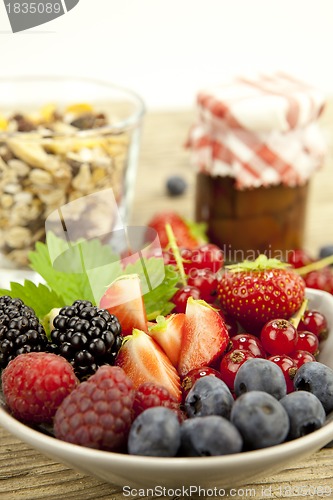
[231,333,266,358]
[181,366,222,401]
[260,319,298,355]
[292,350,316,369]
[219,349,255,391]
[172,286,200,313]
[187,268,218,303]
[191,243,224,273]
[287,249,314,269]
[303,268,333,294]
[268,354,297,393]
[160,248,194,272]
[180,248,195,274]
[294,330,319,355]
[218,310,239,337]
[298,310,329,341]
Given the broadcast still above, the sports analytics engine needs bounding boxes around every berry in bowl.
[1,243,333,490]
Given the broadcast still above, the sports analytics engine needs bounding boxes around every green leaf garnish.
[0,232,180,323]
[123,256,179,320]
[29,233,122,305]
[0,280,65,320]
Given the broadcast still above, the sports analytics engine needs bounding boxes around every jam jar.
[188,73,326,261]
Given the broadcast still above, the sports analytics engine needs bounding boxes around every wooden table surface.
[1,106,333,499]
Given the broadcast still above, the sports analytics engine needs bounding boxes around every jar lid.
[188,122,326,189]
[197,73,325,133]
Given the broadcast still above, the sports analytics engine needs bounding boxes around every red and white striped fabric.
[188,73,326,189]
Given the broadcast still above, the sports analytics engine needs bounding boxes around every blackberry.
[0,295,49,369]
[50,300,122,380]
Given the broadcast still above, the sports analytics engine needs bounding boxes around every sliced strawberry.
[148,313,185,368]
[99,274,148,335]
[178,297,230,377]
[115,329,181,402]
[146,211,205,249]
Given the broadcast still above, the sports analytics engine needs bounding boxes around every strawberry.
[115,328,182,402]
[148,313,185,368]
[177,297,230,377]
[99,274,148,335]
[146,211,206,249]
[218,255,306,333]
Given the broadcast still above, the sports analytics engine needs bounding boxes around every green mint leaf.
[28,233,123,306]
[123,258,179,320]
[0,280,65,320]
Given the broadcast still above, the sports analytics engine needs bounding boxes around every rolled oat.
[0,103,130,266]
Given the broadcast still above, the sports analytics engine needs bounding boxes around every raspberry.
[54,366,135,451]
[133,382,185,422]
[50,300,122,380]
[0,296,49,369]
[1,352,79,423]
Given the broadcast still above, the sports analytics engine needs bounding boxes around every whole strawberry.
[54,365,135,452]
[1,352,79,423]
[146,211,205,249]
[218,255,306,333]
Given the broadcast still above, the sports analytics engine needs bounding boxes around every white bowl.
[1,288,333,490]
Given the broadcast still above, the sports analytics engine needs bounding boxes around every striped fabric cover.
[188,73,326,189]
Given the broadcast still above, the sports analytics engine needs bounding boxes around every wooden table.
[1,107,333,499]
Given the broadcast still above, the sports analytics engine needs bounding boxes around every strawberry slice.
[115,329,181,402]
[148,313,185,368]
[99,274,148,335]
[178,297,230,377]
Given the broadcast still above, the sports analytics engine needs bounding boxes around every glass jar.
[195,173,309,261]
[188,73,326,261]
[0,76,145,267]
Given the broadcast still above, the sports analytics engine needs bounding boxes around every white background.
[0,0,332,109]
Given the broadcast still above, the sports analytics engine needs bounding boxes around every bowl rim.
[0,398,333,471]
[0,75,146,138]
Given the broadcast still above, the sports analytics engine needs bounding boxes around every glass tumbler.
[0,76,145,267]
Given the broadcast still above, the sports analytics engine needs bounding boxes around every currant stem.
[165,223,187,286]
[296,254,333,276]
[289,299,308,329]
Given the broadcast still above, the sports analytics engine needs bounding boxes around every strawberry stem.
[295,254,333,276]
[165,223,187,286]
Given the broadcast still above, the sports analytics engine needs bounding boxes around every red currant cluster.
[288,248,333,294]
[181,309,328,399]
[166,243,224,311]
[213,309,327,396]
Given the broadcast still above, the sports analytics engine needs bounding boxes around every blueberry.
[293,361,333,413]
[234,358,287,399]
[127,407,180,457]
[166,176,187,196]
[185,375,234,419]
[280,391,326,440]
[230,391,289,449]
[180,416,243,456]
[319,245,333,263]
